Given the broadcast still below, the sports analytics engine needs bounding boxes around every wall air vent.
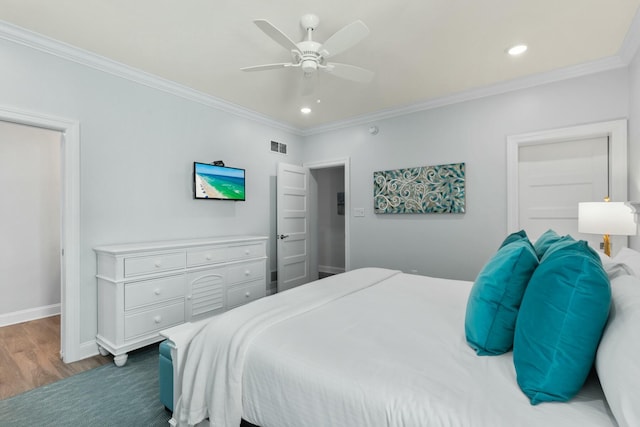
[270,140,287,154]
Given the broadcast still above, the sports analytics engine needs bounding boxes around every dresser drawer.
[227,243,265,261]
[125,275,185,310]
[124,252,185,277]
[227,261,265,285]
[125,301,185,340]
[186,247,227,267]
[226,280,265,308]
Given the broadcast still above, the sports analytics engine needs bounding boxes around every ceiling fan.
[241,13,374,92]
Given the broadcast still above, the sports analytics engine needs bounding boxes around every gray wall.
[0,37,303,343]
[303,69,630,281]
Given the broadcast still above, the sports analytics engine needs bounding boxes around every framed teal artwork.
[373,162,465,214]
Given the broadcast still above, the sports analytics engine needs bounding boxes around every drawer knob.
[206,254,212,260]
[244,270,251,276]
[154,260,162,268]
[154,315,162,324]
[186,295,192,300]
[154,288,161,295]
[245,292,251,298]
[244,249,250,255]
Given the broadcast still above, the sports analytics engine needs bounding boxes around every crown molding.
[0,20,303,136]
[301,54,628,136]
[302,8,639,135]
[1,17,637,139]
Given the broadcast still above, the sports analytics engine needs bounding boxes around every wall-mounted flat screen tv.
[194,162,246,201]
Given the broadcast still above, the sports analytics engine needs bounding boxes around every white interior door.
[518,136,623,251]
[277,163,310,292]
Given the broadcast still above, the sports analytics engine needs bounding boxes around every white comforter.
[175,267,402,426]
[176,268,616,427]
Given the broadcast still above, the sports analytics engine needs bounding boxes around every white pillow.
[612,247,640,277]
[595,274,640,427]
[599,250,633,279]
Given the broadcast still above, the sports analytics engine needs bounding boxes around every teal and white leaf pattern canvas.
[373,163,465,214]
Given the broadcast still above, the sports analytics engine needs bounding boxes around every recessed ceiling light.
[300,107,312,114]
[507,44,528,56]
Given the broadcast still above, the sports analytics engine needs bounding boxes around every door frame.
[506,119,628,233]
[304,157,351,272]
[0,105,81,362]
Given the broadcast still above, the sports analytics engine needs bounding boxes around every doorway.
[0,106,81,363]
[275,158,350,292]
[0,121,62,327]
[306,158,350,281]
[311,166,346,278]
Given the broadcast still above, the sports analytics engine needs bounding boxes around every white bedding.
[176,268,616,427]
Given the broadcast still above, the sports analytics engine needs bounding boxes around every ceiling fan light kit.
[241,13,375,92]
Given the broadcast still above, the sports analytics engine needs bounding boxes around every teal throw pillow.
[499,229,528,249]
[465,239,538,355]
[538,234,583,262]
[533,229,564,259]
[513,239,610,404]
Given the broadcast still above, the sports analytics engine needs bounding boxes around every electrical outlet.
[353,208,365,217]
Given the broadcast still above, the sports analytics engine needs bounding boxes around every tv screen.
[194,162,246,201]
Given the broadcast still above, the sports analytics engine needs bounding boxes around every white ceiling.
[1,1,639,131]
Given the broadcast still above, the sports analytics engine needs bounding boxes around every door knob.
[278,234,290,240]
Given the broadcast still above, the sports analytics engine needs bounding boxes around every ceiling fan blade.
[241,63,291,72]
[319,20,369,58]
[324,63,374,83]
[253,19,300,53]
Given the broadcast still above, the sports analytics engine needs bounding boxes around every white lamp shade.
[578,202,637,236]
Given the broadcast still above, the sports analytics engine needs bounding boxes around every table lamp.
[578,200,637,256]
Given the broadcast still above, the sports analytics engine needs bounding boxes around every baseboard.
[318,265,345,275]
[0,303,61,327]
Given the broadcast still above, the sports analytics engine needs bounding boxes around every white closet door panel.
[518,137,618,251]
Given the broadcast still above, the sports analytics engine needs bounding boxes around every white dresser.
[94,235,267,366]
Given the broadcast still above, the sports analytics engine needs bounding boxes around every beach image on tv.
[195,163,245,200]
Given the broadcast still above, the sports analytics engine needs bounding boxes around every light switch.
[353,208,365,217]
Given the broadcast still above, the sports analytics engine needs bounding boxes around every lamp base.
[603,234,611,257]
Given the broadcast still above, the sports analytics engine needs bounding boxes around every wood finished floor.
[0,315,111,400]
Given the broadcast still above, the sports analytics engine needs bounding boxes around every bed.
[172,238,640,427]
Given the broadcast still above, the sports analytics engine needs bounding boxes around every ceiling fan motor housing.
[297,40,322,73]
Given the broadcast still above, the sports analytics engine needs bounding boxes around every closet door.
[518,136,611,250]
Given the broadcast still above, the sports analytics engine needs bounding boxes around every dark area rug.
[0,344,171,427]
